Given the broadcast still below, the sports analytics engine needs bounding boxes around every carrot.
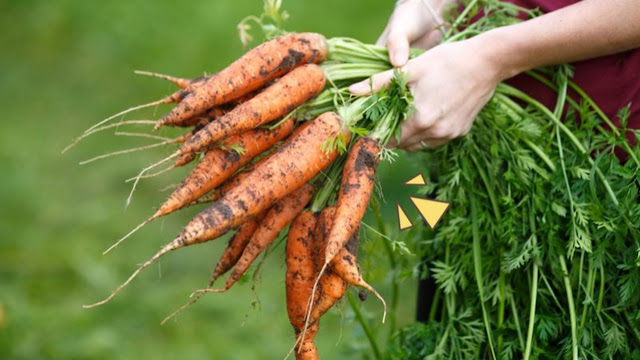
[177,64,326,155]
[285,211,320,360]
[159,32,328,126]
[331,227,387,322]
[134,70,210,89]
[166,106,229,129]
[208,211,269,287]
[218,184,315,291]
[286,211,318,332]
[160,118,295,217]
[174,152,197,167]
[295,327,319,360]
[84,112,348,307]
[173,112,346,247]
[156,90,260,129]
[323,137,381,265]
[297,207,347,353]
[160,211,269,325]
[104,119,293,254]
[308,208,347,324]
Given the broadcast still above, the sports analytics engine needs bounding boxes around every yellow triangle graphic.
[405,174,426,186]
[410,197,450,229]
[397,204,413,230]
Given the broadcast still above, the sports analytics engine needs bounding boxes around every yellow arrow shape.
[397,203,413,230]
[405,174,426,186]
[410,197,450,229]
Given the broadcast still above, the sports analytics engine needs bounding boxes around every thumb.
[348,69,395,95]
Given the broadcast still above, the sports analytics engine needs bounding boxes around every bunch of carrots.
[66,26,412,358]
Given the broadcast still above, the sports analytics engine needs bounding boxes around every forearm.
[472,0,640,81]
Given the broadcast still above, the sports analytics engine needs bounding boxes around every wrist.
[467,26,532,82]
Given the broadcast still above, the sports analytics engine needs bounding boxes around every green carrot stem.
[559,255,579,360]
[347,291,383,360]
[470,196,497,360]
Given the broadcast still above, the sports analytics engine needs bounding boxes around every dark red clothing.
[503,0,640,136]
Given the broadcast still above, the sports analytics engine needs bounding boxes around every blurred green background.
[0,1,428,358]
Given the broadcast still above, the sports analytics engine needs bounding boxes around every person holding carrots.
[350,0,640,323]
[350,0,640,150]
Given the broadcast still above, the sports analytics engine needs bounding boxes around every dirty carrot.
[104,119,293,254]
[84,112,347,307]
[157,105,229,129]
[331,227,387,322]
[299,207,347,351]
[160,211,269,325]
[177,63,326,155]
[159,32,328,126]
[323,137,381,264]
[159,118,295,216]
[215,184,315,292]
[285,211,320,360]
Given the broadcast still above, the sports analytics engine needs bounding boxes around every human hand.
[378,0,455,67]
[349,38,503,151]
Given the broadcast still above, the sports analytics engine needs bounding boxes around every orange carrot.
[159,211,269,325]
[84,112,348,307]
[159,33,328,126]
[286,211,318,332]
[104,119,293,255]
[308,208,347,324]
[285,211,320,360]
[173,112,346,247]
[158,118,295,217]
[220,184,315,291]
[208,211,269,287]
[178,64,325,155]
[174,153,197,167]
[323,137,381,265]
[331,227,387,322]
[168,106,229,129]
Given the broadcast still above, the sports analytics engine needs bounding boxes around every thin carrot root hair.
[102,215,158,255]
[85,97,175,134]
[125,164,175,183]
[364,284,387,323]
[114,131,172,142]
[83,239,181,308]
[133,70,192,89]
[161,291,207,325]
[125,152,178,207]
[78,139,178,165]
[298,262,327,352]
[62,120,156,154]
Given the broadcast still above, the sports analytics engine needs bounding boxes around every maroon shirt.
[503,0,640,137]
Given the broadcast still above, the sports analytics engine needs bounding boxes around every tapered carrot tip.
[190,287,227,297]
[83,238,182,308]
[153,119,167,131]
[133,70,192,89]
